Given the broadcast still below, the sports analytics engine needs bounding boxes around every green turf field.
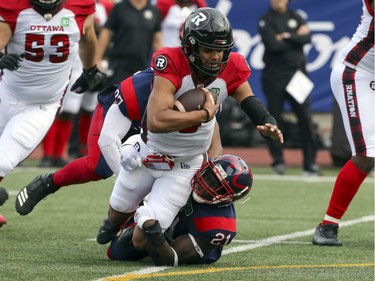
[0,165,374,281]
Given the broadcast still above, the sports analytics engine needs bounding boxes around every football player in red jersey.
[0,0,104,226]
[107,154,252,266]
[312,0,374,246]
[96,8,283,254]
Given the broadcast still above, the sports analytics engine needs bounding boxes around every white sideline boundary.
[94,214,375,281]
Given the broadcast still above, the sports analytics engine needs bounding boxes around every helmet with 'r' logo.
[181,7,234,76]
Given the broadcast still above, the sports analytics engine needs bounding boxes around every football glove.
[120,145,142,172]
[0,52,25,71]
[71,65,107,94]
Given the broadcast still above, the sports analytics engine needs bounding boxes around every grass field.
[0,164,374,281]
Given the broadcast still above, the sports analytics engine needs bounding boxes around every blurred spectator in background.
[156,0,207,47]
[258,0,320,176]
[96,0,163,85]
[312,0,374,246]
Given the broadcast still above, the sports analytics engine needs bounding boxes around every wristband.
[203,108,210,123]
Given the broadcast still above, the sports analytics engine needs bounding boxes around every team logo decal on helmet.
[189,10,210,29]
[154,55,168,71]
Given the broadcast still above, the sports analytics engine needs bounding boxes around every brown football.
[173,88,218,112]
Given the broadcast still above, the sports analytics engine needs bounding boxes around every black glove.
[0,52,24,71]
[71,65,107,94]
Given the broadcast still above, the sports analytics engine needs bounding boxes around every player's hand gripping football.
[71,65,107,94]
[201,88,220,123]
[0,53,25,71]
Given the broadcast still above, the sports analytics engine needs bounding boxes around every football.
[173,88,218,112]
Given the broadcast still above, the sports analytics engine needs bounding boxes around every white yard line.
[222,215,374,255]
[255,174,374,183]
[94,214,375,281]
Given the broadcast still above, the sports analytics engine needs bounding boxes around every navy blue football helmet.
[191,154,252,206]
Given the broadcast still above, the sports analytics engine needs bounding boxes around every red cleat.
[0,214,7,228]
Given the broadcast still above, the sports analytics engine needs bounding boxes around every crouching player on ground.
[107,154,252,266]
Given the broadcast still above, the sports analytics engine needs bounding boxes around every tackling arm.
[98,104,132,176]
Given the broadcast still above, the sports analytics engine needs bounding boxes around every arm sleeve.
[240,96,277,126]
[98,104,132,176]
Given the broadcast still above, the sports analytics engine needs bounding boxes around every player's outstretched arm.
[233,81,283,143]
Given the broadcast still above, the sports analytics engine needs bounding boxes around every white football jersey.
[0,1,95,104]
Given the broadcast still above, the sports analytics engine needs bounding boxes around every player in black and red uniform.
[107,154,251,266]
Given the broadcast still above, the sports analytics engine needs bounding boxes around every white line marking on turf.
[94,214,374,281]
[223,214,374,255]
[255,174,374,183]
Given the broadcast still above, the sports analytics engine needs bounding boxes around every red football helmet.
[191,154,252,206]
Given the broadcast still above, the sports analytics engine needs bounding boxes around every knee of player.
[109,196,138,214]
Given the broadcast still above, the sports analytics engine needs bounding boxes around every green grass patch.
[0,165,373,281]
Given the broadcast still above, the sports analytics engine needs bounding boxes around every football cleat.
[15,174,58,216]
[97,218,119,245]
[312,223,343,246]
[0,214,7,228]
[0,187,9,206]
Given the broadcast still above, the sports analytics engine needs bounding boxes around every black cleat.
[312,223,343,246]
[15,174,58,215]
[97,218,119,245]
[0,187,9,206]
